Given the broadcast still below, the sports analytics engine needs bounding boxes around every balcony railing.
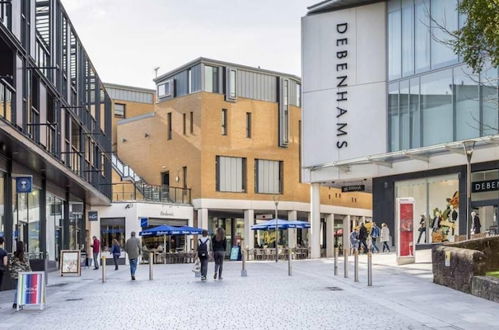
[113,183,191,204]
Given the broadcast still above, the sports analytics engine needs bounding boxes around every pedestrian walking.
[125,232,142,280]
[9,241,31,309]
[358,223,369,253]
[381,223,390,252]
[111,239,121,271]
[197,230,210,281]
[91,236,100,270]
[350,228,359,254]
[212,227,227,280]
[370,222,380,253]
[0,237,7,291]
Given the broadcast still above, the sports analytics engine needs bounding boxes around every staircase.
[111,154,191,204]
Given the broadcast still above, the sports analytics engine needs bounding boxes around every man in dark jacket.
[91,236,100,270]
[358,224,369,253]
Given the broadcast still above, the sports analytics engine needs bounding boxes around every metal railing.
[113,182,191,204]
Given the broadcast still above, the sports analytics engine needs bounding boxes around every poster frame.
[395,197,416,265]
[60,250,82,277]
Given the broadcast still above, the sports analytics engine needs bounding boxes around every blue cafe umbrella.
[139,225,183,237]
[175,226,204,235]
[251,219,310,231]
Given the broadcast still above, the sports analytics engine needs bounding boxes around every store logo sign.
[16,176,32,193]
[341,185,365,193]
[335,22,349,150]
[88,211,98,222]
[472,179,499,193]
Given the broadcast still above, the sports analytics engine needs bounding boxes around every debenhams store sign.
[335,22,349,150]
[472,179,499,193]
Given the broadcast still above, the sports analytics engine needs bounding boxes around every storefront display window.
[471,169,499,234]
[69,203,83,250]
[0,174,4,238]
[396,174,459,244]
[100,218,125,252]
[13,187,41,257]
[46,193,64,262]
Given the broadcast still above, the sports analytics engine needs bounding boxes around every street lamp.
[463,140,475,240]
[273,196,279,263]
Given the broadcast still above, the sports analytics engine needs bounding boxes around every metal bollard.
[149,252,153,280]
[343,249,348,278]
[101,255,106,283]
[288,248,292,276]
[354,250,359,282]
[241,247,248,277]
[367,251,373,286]
[333,247,338,276]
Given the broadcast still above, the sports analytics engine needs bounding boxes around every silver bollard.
[101,255,106,283]
[354,250,359,282]
[333,247,338,276]
[149,252,154,280]
[343,249,348,278]
[367,251,373,286]
[241,247,248,277]
[288,248,292,276]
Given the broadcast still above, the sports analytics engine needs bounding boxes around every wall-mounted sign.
[88,211,98,222]
[140,217,149,227]
[60,250,81,276]
[16,271,46,311]
[16,176,32,193]
[160,210,174,216]
[472,179,499,193]
[341,185,365,193]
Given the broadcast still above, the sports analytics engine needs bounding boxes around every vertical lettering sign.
[336,23,349,149]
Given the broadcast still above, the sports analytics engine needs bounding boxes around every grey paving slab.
[0,251,495,330]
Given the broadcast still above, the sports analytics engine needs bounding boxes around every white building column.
[287,210,297,249]
[243,209,255,251]
[198,208,209,230]
[343,215,351,255]
[326,213,335,257]
[310,183,321,259]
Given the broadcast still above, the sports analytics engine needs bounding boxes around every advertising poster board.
[17,271,46,311]
[396,198,415,265]
[60,250,81,276]
[230,247,240,261]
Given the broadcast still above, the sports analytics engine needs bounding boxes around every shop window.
[395,174,459,244]
[100,218,125,251]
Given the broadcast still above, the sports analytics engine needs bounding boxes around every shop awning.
[251,219,310,231]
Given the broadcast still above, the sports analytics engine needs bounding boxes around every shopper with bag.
[197,230,210,281]
[9,241,31,309]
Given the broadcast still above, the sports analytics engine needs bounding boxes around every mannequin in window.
[431,210,442,231]
[471,211,481,234]
[450,206,458,235]
[417,215,426,244]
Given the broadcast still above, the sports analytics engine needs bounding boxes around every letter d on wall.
[337,23,348,33]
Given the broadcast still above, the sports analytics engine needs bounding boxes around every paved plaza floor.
[0,251,498,330]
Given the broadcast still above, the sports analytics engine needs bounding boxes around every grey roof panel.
[307,0,382,14]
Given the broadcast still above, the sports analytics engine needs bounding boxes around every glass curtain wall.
[388,0,499,151]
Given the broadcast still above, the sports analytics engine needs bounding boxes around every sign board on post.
[60,250,81,276]
[140,217,149,227]
[16,176,32,193]
[88,211,98,222]
[396,197,415,265]
[17,271,46,311]
[230,247,240,261]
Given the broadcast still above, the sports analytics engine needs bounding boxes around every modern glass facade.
[388,0,499,151]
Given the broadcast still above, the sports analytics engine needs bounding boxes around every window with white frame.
[114,103,125,117]
[216,156,246,192]
[158,79,173,98]
[255,159,282,194]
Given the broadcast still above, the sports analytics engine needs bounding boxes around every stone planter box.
[472,276,499,303]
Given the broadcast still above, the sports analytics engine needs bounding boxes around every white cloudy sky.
[61,0,318,89]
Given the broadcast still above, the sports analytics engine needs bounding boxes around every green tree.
[452,0,499,73]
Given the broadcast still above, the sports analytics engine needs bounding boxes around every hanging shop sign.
[16,176,32,193]
[16,271,46,311]
[88,211,98,222]
[341,185,365,193]
[472,179,499,193]
[60,250,81,276]
[140,217,149,227]
[396,197,415,265]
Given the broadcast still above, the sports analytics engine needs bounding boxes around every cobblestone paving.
[0,255,497,330]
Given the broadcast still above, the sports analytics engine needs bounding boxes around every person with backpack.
[111,239,121,271]
[9,241,31,309]
[198,230,211,281]
[370,222,380,253]
[212,227,227,280]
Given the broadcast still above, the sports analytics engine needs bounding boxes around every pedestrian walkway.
[0,251,497,330]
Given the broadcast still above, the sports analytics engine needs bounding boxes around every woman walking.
[212,227,227,280]
[9,241,31,309]
[111,239,121,270]
[381,223,390,252]
[197,230,211,281]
